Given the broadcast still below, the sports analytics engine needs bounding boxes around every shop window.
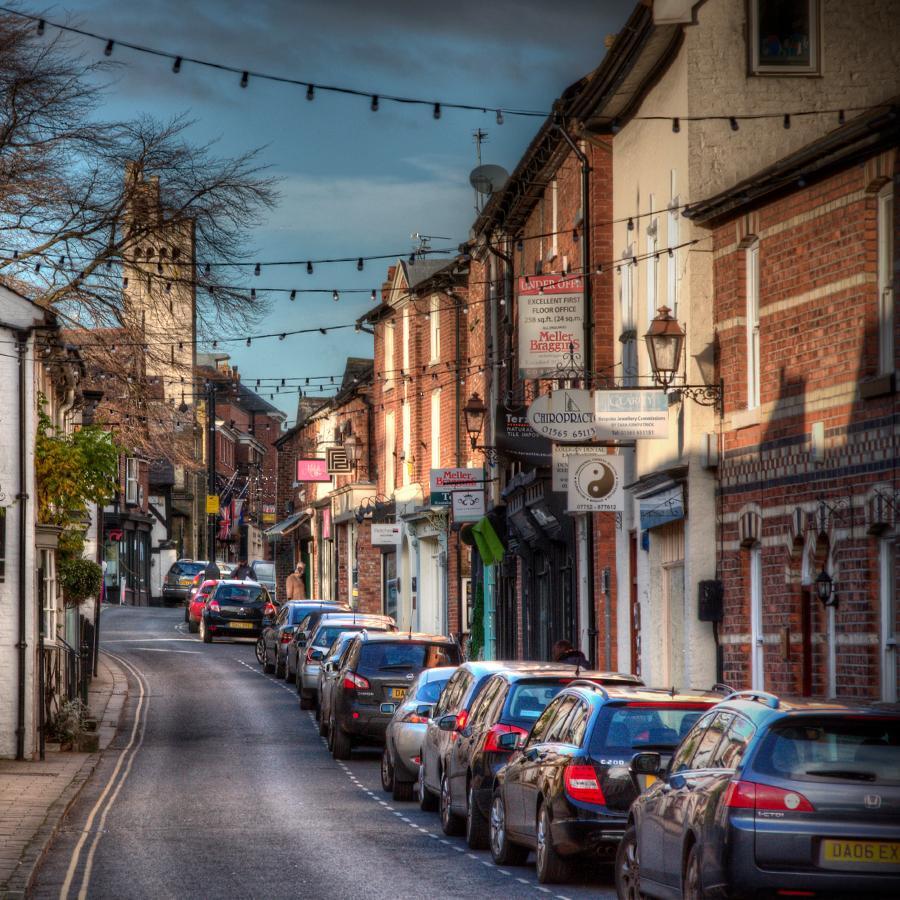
[749,0,821,75]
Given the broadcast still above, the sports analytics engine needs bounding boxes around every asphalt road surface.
[32,606,617,900]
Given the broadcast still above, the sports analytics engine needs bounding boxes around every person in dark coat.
[552,639,589,668]
[232,560,254,580]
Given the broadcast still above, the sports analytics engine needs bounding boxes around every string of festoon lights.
[1,6,886,130]
[0,237,707,350]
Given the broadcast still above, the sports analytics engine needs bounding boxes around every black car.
[260,600,344,678]
[491,683,716,883]
[435,667,645,851]
[328,632,462,760]
[199,580,272,643]
[618,691,900,900]
[317,631,363,739]
[284,604,351,683]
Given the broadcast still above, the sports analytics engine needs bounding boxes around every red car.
[187,580,219,633]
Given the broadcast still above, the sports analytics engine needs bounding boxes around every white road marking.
[517,877,529,884]
[102,638,197,643]
[130,647,201,654]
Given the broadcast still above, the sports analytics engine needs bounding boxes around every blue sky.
[44,0,634,421]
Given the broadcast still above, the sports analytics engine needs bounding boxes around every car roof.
[355,631,456,644]
[564,684,722,705]
[215,579,266,586]
[492,666,640,683]
[715,691,900,721]
[418,665,458,681]
[316,615,393,626]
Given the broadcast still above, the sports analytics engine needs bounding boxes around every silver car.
[298,614,397,709]
[381,666,456,802]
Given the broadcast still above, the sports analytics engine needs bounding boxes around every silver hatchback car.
[382,666,457,802]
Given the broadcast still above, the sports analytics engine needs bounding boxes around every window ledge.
[859,372,896,400]
[731,406,761,430]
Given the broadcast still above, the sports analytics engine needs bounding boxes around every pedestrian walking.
[552,639,589,668]
[285,561,307,600]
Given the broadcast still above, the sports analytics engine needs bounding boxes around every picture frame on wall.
[748,0,821,75]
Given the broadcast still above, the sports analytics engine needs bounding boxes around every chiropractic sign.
[526,389,595,443]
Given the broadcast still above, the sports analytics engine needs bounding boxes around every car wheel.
[440,770,464,836]
[381,748,395,793]
[683,842,705,900]
[255,636,265,666]
[536,802,571,884]
[489,792,528,866]
[299,690,314,710]
[188,618,199,634]
[615,826,642,900]
[327,717,335,752]
[274,651,285,679]
[263,644,275,674]
[331,725,352,761]
[418,763,438,812]
[392,777,414,802]
[200,618,212,644]
[465,783,489,850]
[184,607,189,623]
[318,707,328,737]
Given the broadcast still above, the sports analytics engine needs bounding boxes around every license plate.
[227,621,255,630]
[380,703,396,714]
[179,578,192,585]
[389,688,407,700]
[820,839,900,871]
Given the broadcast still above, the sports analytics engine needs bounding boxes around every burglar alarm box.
[698,580,724,622]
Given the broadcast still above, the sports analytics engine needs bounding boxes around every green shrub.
[59,557,103,606]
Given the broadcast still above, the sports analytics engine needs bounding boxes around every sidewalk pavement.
[0,653,128,898]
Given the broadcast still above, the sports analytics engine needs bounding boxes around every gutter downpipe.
[15,329,31,760]
[554,125,598,667]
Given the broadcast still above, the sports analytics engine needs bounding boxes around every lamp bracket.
[666,380,724,416]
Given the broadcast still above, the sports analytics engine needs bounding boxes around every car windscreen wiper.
[804,768,876,781]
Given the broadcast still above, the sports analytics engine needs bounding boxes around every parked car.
[284,604,352,681]
[162,560,209,605]
[430,667,644,849]
[490,683,716,883]
[382,666,456,802]
[328,632,462,760]
[260,600,343,677]
[249,559,276,599]
[186,562,233,604]
[317,632,363,739]
[185,579,219,633]
[617,691,900,900]
[297,614,397,709]
[199,580,271,643]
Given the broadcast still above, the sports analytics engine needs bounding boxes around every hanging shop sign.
[205,494,220,515]
[452,488,485,522]
[551,445,599,492]
[517,275,584,377]
[594,389,669,440]
[429,467,480,506]
[371,523,401,546]
[566,453,625,514]
[494,405,552,466]
[296,458,331,483]
[262,503,276,525]
[326,446,352,474]
[527,389,595,443]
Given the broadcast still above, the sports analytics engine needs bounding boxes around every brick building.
[688,108,898,701]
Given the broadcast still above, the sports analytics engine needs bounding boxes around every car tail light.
[455,709,469,731]
[483,723,528,753]
[564,764,606,806]
[263,601,276,616]
[305,646,319,662]
[208,600,220,613]
[342,672,370,690]
[724,781,814,813]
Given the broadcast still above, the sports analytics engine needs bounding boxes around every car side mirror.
[630,751,662,776]
[497,731,525,752]
[295,630,307,644]
[437,714,457,732]
[415,704,432,718]
[310,648,325,661]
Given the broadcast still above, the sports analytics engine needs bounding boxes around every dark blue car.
[617,690,900,899]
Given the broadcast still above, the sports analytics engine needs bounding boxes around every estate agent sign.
[517,275,584,376]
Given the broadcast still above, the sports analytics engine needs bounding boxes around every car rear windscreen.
[752,716,900,785]
[253,562,275,579]
[359,642,460,671]
[589,705,709,755]
[505,681,572,722]
[216,584,266,605]
[177,562,207,575]
[416,678,450,703]
[315,624,368,647]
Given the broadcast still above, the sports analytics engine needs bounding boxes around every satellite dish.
[469,164,509,195]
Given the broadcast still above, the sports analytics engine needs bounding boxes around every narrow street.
[31,607,616,900]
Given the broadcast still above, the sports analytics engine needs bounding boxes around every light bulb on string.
[254,263,261,276]
[172,56,182,73]
[37,19,45,34]
[433,103,441,119]
[104,39,114,56]
[496,109,504,125]
[290,290,296,301]
[306,84,315,101]
[307,261,313,275]
[370,95,379,111]
[332,290,340,302]
[357,258,364,271]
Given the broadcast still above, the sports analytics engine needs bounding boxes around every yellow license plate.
[179,578,193,585]
[228,621,255,629]
[390,688,407,700]
[820,839,900,870]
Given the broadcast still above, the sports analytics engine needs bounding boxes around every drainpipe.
[15,329,31,760]
[553,126,598,665]
[454,288,463,642]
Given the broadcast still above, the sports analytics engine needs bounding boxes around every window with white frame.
[429,295,440,362]
[430,390,441,469]
[620,256,637,386]
[401,401,411,486]
[402,309,410,374]
[746,241,761,409]
[878,184,894,375]
[40,548,58,641]
[749,0,821,76]
[550,179,559,259]
[383,322,395,391]
[384,411,395,495]
[667,202,680,318]
[125,457,139,504]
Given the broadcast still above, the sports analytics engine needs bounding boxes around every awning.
[265,511,309,539]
